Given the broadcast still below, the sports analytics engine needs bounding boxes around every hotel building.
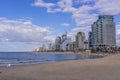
[92,15,116,48]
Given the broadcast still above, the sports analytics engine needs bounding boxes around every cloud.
[57,0,77,13]
[0,42,44,52]
[32,0,55,8]
[0,17,53,42]
[0,17,57,51]
[32,0,56,13]
[61,23,70,27]
[32,0,120,46]
[94,0,120,15]
[32,0,120,25]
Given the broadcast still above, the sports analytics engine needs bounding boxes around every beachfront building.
[60,34,71,51]
[55,36,61,51]
[34,44,46,52]
[61,34,67,43]
[92,15,116,49]
[88,32,93,48]
[84,40,89,49]
[51,44,56,51]
[61,38,71,51]
[55,34,71,51]
[34,48,40,52]
[41,44,46,51]
[67,41,77,51]
[76,32,85,50]
[48,43,52,51]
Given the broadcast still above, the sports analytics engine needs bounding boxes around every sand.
[0,54,120,80]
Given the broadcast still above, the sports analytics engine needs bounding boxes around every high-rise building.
[76,32,85,50]
[48,43,52,50]
[92,15,116,48]
[61,37,71,51]
[61,34,67,43]
[55,33,71,51]
[88,32,93,48]
[42,44,46,51]
[60,34,71,51]
[55,36,61,51]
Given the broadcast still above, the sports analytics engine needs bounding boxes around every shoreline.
[0,53,105,67]
[0,54,120,80]
[34,51,113,57]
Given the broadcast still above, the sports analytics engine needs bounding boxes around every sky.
[0,0,120,52]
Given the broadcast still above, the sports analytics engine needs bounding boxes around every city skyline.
[0,0,120,51]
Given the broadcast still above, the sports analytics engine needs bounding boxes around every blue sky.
[0,0,120,52]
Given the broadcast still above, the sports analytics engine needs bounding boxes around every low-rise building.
[67,41,77,51]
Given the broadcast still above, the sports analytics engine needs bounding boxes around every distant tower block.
[76,32,85,50]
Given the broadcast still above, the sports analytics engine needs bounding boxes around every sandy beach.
[0,54,120,80]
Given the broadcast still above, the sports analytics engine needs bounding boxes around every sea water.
[0,52,103,66]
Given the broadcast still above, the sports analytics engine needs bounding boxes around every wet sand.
[0,54,120,80]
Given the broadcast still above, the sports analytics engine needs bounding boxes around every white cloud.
[94,0,120,15]
[73,0,94,3]
[32,0,120,45]
[44,36,56,43]
[33,0,120,25]
[57,0,77,13]
[0,17,57,51]
[0,17,53,42]
[61,23,70,27]
[0,42,42,52]
[32,0,56,13]
[33,0,55,8]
